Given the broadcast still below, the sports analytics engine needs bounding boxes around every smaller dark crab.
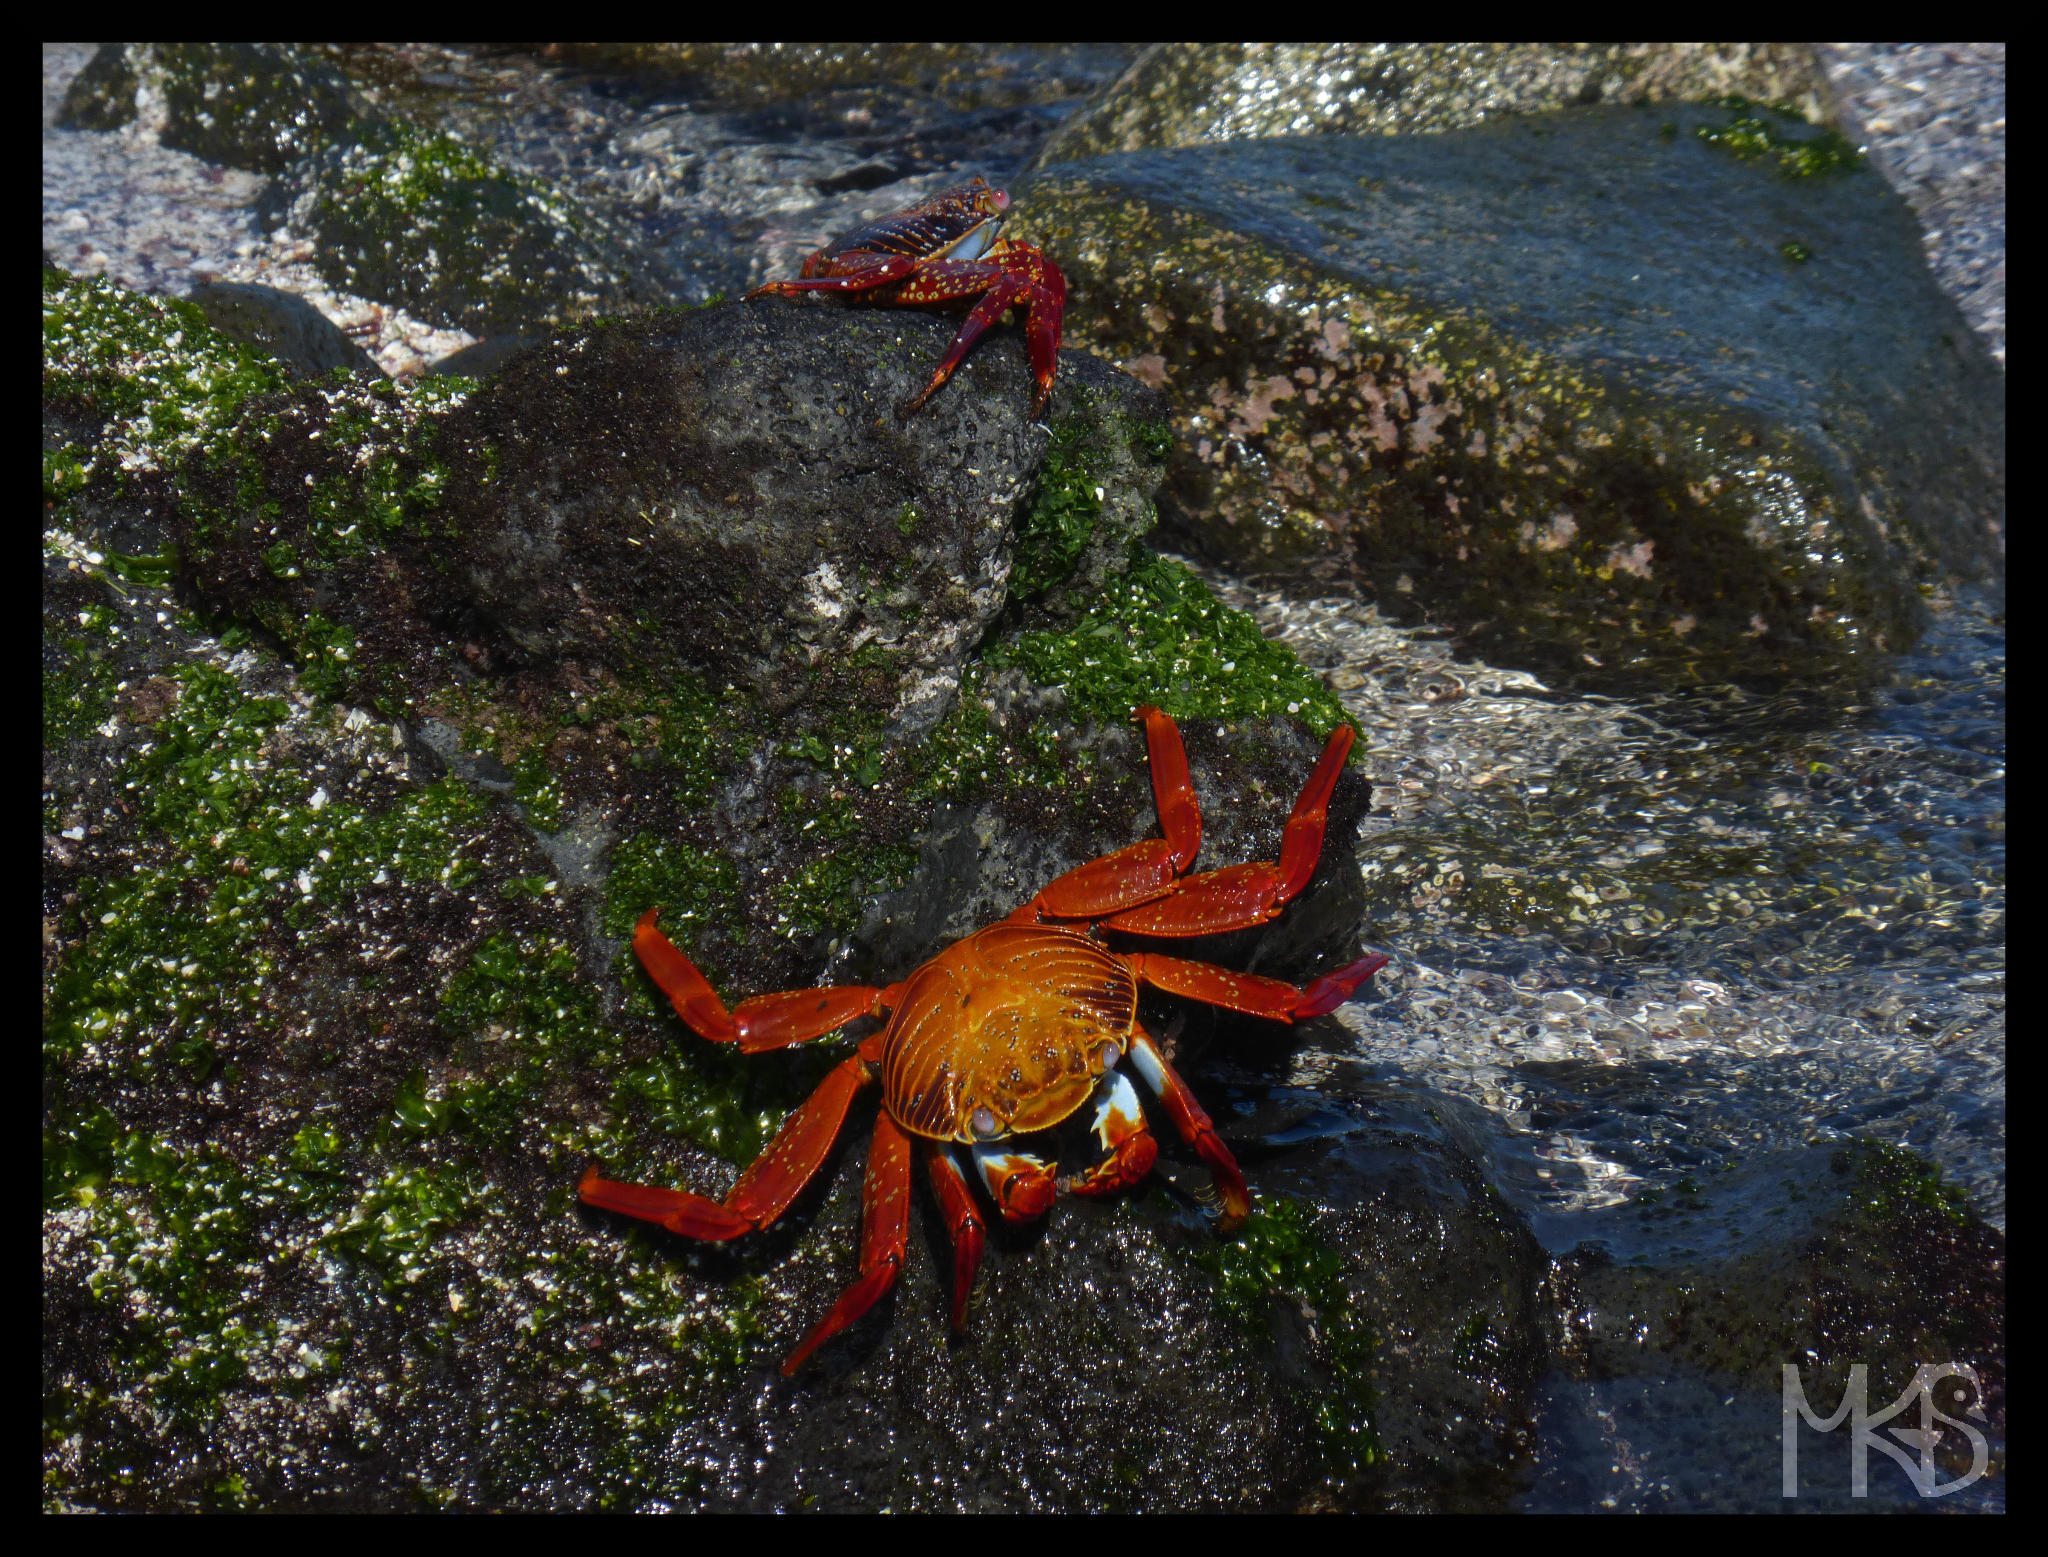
[746,176,1067,419]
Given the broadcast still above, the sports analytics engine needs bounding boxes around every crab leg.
[1128,949,1390,1021]
[1098,724,1357,937]
[890,254,1064,419]
[923,1142,987,1331]
[632,909,889,1051]
[1022,705,1204,921]
[579,1051,873,1241]
[1124,1022,1250,1231]
[1061,1069,1160,1199]
[782,1110,915,1374]
[746,249,918,298]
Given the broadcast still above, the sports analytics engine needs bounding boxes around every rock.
[44,262,2002,1513]
[184,282,381,381]
[428,334,544,380]
[57,42,365,173]
[432,301,1157,734]
[1531,1138,2004,1509]
[529,42,1135,112]
[1009,103,2005,682]
[256,120,657,339]
[1035,43,1834,168]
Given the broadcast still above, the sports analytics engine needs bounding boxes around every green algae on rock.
[257,120,650,339]
[1009,105,2005,684]
[58,42,366,173]
[1034,43,1834,169]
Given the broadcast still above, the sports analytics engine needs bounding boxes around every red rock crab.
[580,705,1388,1372]
[746,175,1067,418]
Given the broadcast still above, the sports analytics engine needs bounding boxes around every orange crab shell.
[880,923,1136,1142]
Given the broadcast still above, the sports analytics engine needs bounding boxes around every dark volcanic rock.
[436,300,1159,733]
[1011,104,2005,684]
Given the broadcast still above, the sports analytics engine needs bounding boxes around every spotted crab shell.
[879,923,1136,1142]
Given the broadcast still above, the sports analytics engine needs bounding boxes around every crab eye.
[970,1106,1001,1139]
[1097,1041,1122,1070]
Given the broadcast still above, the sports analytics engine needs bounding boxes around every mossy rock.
[1034,42,1833,168]
[58,42,365,174]
[1009,104,2004,685]
[254,120,653,339]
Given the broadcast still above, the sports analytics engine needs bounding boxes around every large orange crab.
[580,706,1389,1373]
[745,175,1066,418]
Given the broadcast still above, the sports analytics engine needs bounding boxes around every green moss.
[1780,239,1814,263]
[905,670,1010,804]
[283,610,360,702]
[895,501,923,537]
[286,119,624,337]
[468,1249,766,1510]
[45,663,490,1071]
[989,548,1354,739]
[1012,415,1106,595]
[612,670,750,805]
[1695,98,1863,179]
[1190,1197,1382,1475]
[327,1163,482,1293]
[772,841,919,940]
[511,746,565,832]
[416,930,620,1148]
[1011,412,1175,598]
[604,1049,794,1169]
[601,833,742,952]
[1834,1139,1972,1228]
[48,1127,354,1426]
[42,269,292,484]
[43,596,123,748]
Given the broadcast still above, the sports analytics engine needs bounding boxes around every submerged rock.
[1036,42,1834,168]
[1011,103,2005,683]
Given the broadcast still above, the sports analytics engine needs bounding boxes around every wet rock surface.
[1035,42,1833,167]
[1011,104,2004,684]
[45,42,2002,1513]
[184,281,381,381]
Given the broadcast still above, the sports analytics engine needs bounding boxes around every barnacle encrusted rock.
[1010,103,2005,682]
[1033,42,1835,168]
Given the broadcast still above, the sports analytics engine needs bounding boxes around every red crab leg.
[746,249,918,299]
[782,1109,915,1374]
[633,909,888,1051]
[1062,1069,1160,1199]
[578,1050,874,1241]
[923,1142,987,1331]
[888,252,1065,420]
[1099,723,1355,937]
[1022,705,1202,921]
[1124,1023,1250,1232]
[1129,950,1390,1021]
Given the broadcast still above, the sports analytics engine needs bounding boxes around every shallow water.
[1193,562,2004,1235]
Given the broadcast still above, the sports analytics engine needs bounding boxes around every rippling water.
[1192,559,2004,1237]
